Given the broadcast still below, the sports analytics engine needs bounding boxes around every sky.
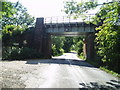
[8,0,110,18]
[8,0,67,18]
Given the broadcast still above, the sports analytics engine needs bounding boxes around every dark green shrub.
[2,47,43,60]
[9,47,20,60]
[20,47,43,59]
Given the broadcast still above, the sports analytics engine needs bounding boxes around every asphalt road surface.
[0,53,119,89]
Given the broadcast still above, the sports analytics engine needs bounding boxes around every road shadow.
[26,59,96,68]
[26,60,39,64]
[79,79,120,89]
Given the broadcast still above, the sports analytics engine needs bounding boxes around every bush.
[2,47,43,60]
[52,45,64,56]
[8,47,20,60]
[20,47,43,59]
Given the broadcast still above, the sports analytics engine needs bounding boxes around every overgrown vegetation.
[52,36,84,58]
[3,47,42,60]
[1,1,43,60]
[52,36,65,56]
[94,2,120,73]
[63,0,120,74]
[1,1,35,28]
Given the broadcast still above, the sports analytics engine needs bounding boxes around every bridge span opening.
[34,17,96,60]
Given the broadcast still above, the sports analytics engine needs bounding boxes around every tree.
[1,1,35,28]
[63,0,97,18]
[2,25,25,46]
[11,2,35,27]
[2,25,25,60]
[1,1,16,27]
[63,37,73,52]
[52,36,65,56]
[94,2,120,72]
[51,36,84,57]
[63,0,120,73]
[1,1,36,60]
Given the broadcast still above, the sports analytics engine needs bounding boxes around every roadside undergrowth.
[86,60,120,78]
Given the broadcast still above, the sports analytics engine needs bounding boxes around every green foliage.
[11,2,35,27]
[8,47,20,60]
[2,25,44,60]
[64,0,97,18]
[94,2,120,73]
[63,37,84,53]
[63,37,74,52]
[69,37,84,56]
[1,1,37,60]
[1,1,16,20]
[2,47,43,60]
[20,47,42,59]
[1,1,35,28]
[51,36,84,58]
[92,2,119,25]
[2,25,25,47]
[52,36,65,56]
[52,45,64,56]
[64,1,120,73]
[100,67,120,78]
[78,52,85,60]
[76,40,83,55]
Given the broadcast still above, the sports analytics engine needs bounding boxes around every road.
[0,53,119,89]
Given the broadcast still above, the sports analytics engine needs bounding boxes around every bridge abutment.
[42,34,52,58]
[34,18,44,53]
[84,33,95,60]
[34,18,51,58]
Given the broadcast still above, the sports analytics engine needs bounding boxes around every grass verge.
[86,60,120,78]
[100,67,120,78]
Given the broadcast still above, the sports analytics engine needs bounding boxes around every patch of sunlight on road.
[39,64,59,88]
[53,52,82,60]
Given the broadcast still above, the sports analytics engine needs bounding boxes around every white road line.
[66,59,87,88]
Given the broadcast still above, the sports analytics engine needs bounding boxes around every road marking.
[66,59,87,88]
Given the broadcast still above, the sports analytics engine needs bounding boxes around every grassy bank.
[86,60,120,78]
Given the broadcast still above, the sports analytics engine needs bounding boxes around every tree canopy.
[1,1,35,28]
[64,0,120,73]
[64,0,97,18]
[1,0,37,60]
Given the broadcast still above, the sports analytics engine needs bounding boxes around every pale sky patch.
[8,0,110,18]
[8,0,66,18]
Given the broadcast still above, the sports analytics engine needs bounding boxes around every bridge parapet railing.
[44,14,95,24]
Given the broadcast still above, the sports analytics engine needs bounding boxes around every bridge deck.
[45,22,96,35]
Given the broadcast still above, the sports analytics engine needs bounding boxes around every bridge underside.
[45,22,95,37]
[49,32,87,36]
[45,23,95,33]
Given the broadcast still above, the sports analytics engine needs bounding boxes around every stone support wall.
[34,18,44,53]
[83,33,95,60]
[34,18,51,58]
[42,34,52,58]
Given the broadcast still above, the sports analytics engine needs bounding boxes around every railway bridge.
[34,16,96,60]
